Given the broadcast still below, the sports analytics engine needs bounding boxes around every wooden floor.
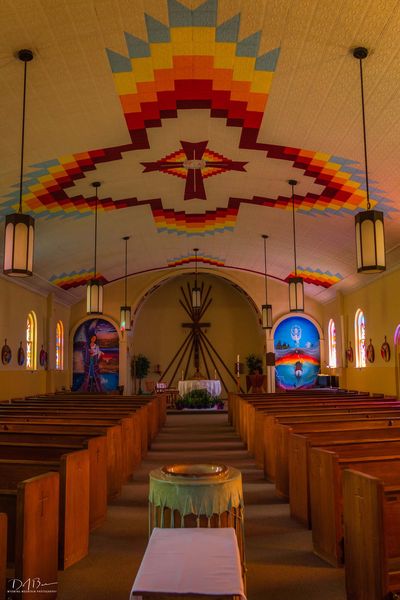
[58,412,346,600]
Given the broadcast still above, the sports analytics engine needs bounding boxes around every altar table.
[178,379,222,397]
[130,527,246,600]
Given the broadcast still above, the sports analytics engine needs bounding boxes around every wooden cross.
[182,321,210,373]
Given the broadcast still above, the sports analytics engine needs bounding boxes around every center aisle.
[59,412,345,600]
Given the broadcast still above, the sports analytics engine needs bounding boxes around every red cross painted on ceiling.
[141,141,247,200]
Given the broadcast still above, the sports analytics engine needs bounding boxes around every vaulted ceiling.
[1,0,400,305]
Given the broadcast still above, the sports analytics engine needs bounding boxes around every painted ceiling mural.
[0,0,399,303]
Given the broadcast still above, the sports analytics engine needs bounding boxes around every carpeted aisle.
[58,413,345,600]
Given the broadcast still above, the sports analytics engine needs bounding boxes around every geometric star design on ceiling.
[167,252,225,267]
[141,141,247,200]
[0,0,395,234]
[285,267,344,288]
[49,269,108,290]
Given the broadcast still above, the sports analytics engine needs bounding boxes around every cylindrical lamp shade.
[192,287,201,309]
[86,279,103,314]
[262,304,273,329]
[288,276,304,312]
[120,305,131,331]
[3,213,34,276]
[355,210,385,273]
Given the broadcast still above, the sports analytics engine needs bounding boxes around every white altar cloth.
[130,527,246,600]
[178,379,222,397]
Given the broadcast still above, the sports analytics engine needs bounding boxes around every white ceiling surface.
[0,0,400,305]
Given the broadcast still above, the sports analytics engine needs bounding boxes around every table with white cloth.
[148,466,245,571]
[130,527,246,600]
[178,379,222,397]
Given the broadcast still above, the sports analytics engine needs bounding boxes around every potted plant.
[245,354,264,393]
[245,354,263,375]
[180,388,217,409]
[131,354,150,394]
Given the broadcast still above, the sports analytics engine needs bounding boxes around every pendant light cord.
[291,183,298,276]
[358,56,371,210]
[194,248,198,287]
[263,235,268,303]
[124,237,128,306]
[94,187,99,279]
[18,58,28,214]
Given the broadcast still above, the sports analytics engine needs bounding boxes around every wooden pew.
[1,472,59,600]
[32,393,162,450]
[263,408,400,482]
[0,439,106,531]
[253,397,400,452]
[0,449,89,570]
[230,391,388,442]
[309,443,400,566]
[232,394,397,466]
[273,411,400,494]
[55,395,153,455]
[343,466,400,600]
[1,406,141,478]
[53,391,167,434]
[239,393,384,448]
[0,418,124,499]
[228,389,357,430]
[32,396,152,457]
[288,425,400,526]
[0,512,6,600]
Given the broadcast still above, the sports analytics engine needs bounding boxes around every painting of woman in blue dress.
[72,319,119,392]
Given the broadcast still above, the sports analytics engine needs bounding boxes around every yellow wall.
[323,269,400,396]
[0,277,70,401]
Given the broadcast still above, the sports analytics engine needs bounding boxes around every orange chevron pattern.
[106,2,280,149]
[50,270,108,290]
[285,267,343,288]
[168,253,225,267]
[153,206,237,234]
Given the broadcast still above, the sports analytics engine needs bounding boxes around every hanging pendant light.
[192,248,201,309]
[86,182,103,314]
[288,179,304,312]
[353,47,385,273]
[261,234,273,329]
[120,236,131,332]
[3,49,35,277]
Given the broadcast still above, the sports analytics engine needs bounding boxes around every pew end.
[0,512,6,600]
[344,469,400,600]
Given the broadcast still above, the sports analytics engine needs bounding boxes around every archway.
[131,272,264,395]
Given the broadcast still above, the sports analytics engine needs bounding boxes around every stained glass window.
[355,309,366,368]
[56,320,64,370]
[328,319,337,368]
[26,311,37,370]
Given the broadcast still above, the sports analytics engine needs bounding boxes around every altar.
[178,379,222,397]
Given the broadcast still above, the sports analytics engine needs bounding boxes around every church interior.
[1,1,400,599]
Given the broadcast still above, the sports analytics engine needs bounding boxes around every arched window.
[55,320,64,370]
[26,311,37,370]
[355,309,366,368]
[328,319,337,368]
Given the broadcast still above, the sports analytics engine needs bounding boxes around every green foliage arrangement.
[175,388,218,410]
[245,353,263,374]
[131,354,151,394]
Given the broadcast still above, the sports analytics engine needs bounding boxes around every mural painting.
[274,316,320,390]
[72,318,119,392]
